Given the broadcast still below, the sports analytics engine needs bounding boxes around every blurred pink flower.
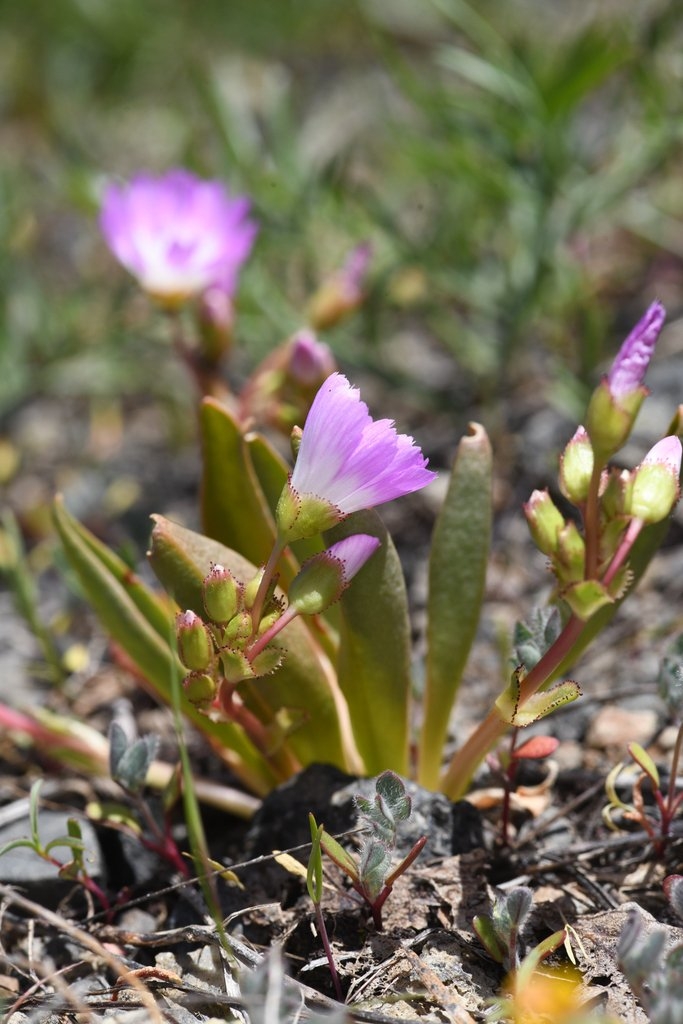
[100,169,257,304]
[290,372,436,514]
[607,301,665,399]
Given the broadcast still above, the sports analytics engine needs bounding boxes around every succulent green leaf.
[473,915,507,964]
[53,498,275,795]
[326,510,412,776]
[320,828,360,884]
[200,398,310,593]
[53,495,172,640]
[628,742,660,789]
[420,424,492,787]
[149,517,349,771]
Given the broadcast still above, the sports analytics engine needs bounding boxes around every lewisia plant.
[48,292,683,801]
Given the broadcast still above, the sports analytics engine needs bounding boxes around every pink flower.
[289,373,436,516]
[287,535,381,616]
[100,169,257,304]
[607,301,666,399]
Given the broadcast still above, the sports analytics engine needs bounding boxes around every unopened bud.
[554,521,585,582]
[224,610,254,644]
[183,671,217,709]
[197,285,235,362]
[585,379,644,462]
[287,330,336,387]
[306,243,372,331]
[629,436,682,524]
[524,490,565,557]
[288,534,381,616]
[559,427,594,504]
[203,563,241,625]
[176,610,213,671]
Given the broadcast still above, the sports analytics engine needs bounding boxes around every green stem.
[441,614,586,799]
[583,460,605,580]
[249,540,284,633]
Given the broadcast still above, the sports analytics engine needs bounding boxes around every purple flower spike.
[607,301,666,399]
[290,373,436,515]
[100,169,258,304]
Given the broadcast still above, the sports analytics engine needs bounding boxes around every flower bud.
[203,563,241,625]
[586,302,666,461]
[224,610,254,644]
[183,671,217,709]
[629,436,682,524]
[559,427,594,504]
[554,521,585,582]
[523,490,565,556]
[288,534,381,615]
[197,285,235,362]
[176,610,213,671]
[306,243,372,330]
[287,330,337,387]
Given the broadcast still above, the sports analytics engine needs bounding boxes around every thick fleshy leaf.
[326,510,412,776]
[148,516,353,772]
[200,398,297,581]
[53,497,275,795]
[419,423,492,788]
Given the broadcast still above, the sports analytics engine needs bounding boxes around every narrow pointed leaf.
[326,510,412,775]
[200,398,305,591]
[419,423,492,787]
[54,495,173,640]
[148,516,350,771]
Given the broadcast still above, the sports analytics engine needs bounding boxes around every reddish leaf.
[512,735,560,761]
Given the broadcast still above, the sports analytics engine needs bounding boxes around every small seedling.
[604,635,683,858]
[88,721,189,877]
[0,779,111,916]
[307,814,342,1001]
[618,908,683,1024]
[488,730,560,847]
[315,770,426,930]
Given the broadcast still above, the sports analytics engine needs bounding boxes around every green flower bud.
[629,436,682,524]
[586,379,645,462]
[287,534,381,616]
[554,521,585,583]
[523,490,565,556]
[176,610,213,671]
[183,671,217,709]
[224,610,254,644]
[203,563,241,625]
[559,427,594,504]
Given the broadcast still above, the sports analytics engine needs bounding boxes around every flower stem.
[247,606,297,663]
[602,518,643,589]
[441,614,586,799]
[583,460,604,580]
[249,541,284,634]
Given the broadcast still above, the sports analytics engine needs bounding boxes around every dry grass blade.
[0,883,165,1024]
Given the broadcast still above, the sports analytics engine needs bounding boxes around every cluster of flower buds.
[525,303,682,620]
[175,563,284,711]
[176,533,383,715]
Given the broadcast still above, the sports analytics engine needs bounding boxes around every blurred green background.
[2,0,683,488]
